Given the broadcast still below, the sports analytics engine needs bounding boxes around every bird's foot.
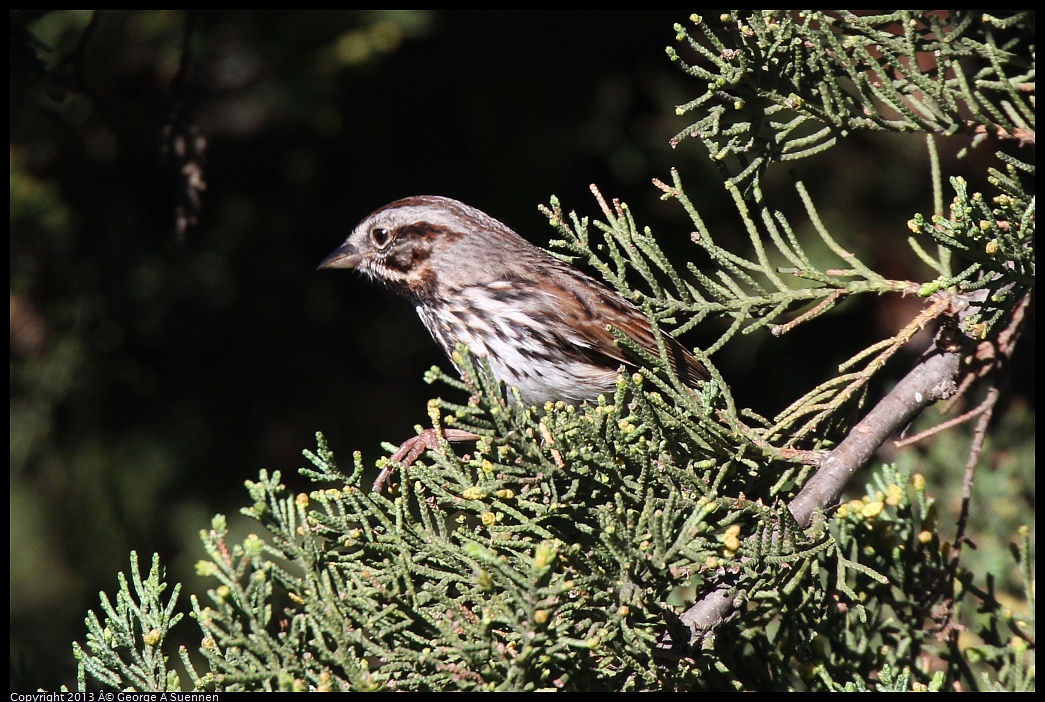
[372,428,482,492]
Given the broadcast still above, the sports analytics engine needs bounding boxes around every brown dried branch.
[660,343,962,650]
[948,292,1029,566]
[659,288,1025,650]
[771,288,848,336]
[161,11,207,239]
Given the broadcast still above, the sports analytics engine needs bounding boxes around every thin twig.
[892,398,993,448]
[952,386,997,562]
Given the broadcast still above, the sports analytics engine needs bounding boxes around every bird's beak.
[318,242,363,270]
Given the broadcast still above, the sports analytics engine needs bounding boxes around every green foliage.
[74,449,1033,691]
[70,11,1033,692]
[72,553,186,691]
[668,11,1034,180]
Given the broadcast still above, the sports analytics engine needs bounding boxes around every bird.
[319,195,709,489]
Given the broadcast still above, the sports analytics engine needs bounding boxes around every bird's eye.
[370,226,392,248]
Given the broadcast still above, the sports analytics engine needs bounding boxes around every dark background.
[10,11,1033,690]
